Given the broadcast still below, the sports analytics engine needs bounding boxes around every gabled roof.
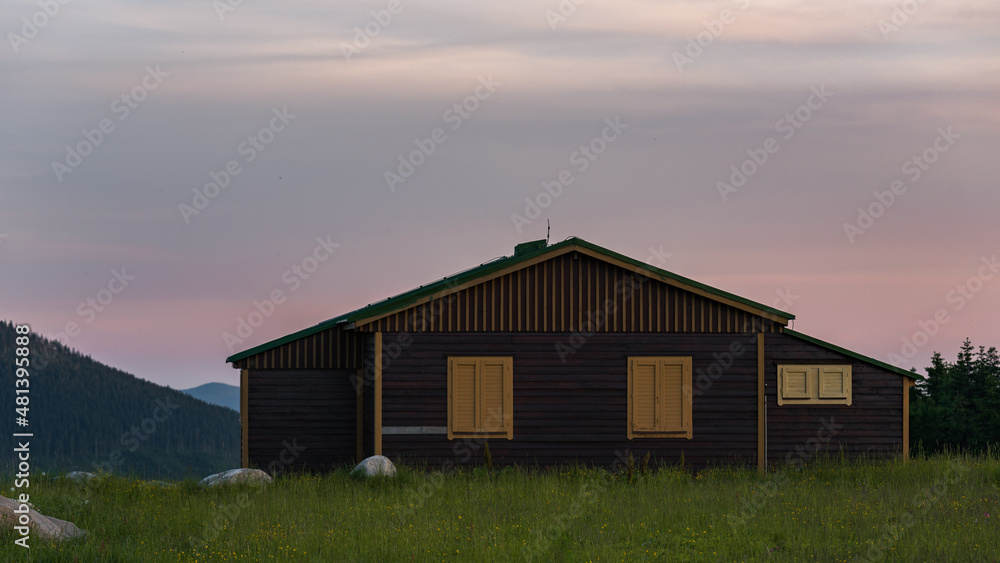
[226,237,794,364]
[783,328,922,380]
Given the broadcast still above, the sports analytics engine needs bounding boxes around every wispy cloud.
[1,0,997,386]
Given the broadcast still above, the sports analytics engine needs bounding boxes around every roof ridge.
[226,237,794,363]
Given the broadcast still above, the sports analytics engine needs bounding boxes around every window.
[777,364,852,405]
[447,356,513,439]
[627,357,692,439]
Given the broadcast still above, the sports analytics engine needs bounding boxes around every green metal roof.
[782,328,922,380]
[226,237,795,364]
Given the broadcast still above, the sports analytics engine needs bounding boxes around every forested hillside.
[0,321,239,479]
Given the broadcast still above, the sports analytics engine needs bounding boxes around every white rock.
[351,455,396,477]
[0,496,86,542]
[198,468,273,487]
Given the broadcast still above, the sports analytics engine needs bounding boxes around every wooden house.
[226,237,918,472]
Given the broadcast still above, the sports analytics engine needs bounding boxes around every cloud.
[1,0,997,386]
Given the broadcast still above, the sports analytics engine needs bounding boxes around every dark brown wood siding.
[357,252,783,335]
[232,325,362,371]
[247,369,357,472]
[379,332,762,468]
[362,334,376,459]
[763,333,903,464]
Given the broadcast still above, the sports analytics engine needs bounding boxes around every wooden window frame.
[447,356,513,440]
[777,364,852,406]
[627,356,693,439]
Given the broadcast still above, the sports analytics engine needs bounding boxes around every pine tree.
[910,339,1000,453]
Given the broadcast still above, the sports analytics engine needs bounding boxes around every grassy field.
[1,452,998,562]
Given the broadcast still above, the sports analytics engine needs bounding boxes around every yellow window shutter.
[450,358,477,435]
[658,357,691,435]
[777,364,853,406]
[781,366,812,399]
[630,359,658,433]
[448,356,514,440]
[480,358,507,432]
[628,356,693,439]
[819,365,852,403]
[659,360,685,432]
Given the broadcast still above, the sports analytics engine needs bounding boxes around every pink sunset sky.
[1,0,998,390]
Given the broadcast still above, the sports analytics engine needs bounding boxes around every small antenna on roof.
[546,220,550,245]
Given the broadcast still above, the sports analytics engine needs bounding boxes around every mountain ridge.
[0,320,239,479]
[181,382,239,411]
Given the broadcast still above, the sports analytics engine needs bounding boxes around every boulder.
[352,455,396,477]
[0,496,86,542]
[198,468,273,487]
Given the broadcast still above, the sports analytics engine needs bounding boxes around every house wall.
[379,331,762,468]
[763,333,903,464]
[243,332,906,471]
[247,369,357,472]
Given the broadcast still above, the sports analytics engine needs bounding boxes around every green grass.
[1,453,998,562]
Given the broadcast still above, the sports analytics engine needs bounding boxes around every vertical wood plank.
[241,369,249,468]
[533,264,539,331]
[542,260,549,331]
[374,332,383,456]
[757,333,766,473]
[356,368,364,463]
[903,378,911,461]
[682,293,687,332]
[487,279,495,332]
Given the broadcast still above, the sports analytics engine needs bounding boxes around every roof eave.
[782,328,922,380]
[224,317,347,364]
